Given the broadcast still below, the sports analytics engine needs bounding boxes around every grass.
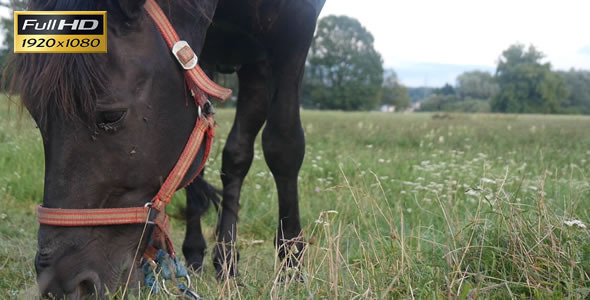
[1,100,589,299]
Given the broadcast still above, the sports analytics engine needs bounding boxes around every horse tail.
[186,175,221,216]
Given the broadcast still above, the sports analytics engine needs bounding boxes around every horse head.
[11,0,216,297]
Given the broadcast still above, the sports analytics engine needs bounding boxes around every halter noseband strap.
[37,0,230,260]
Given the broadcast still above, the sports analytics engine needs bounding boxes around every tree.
[433,83,455,96]
[456,70,499,100]
[491,44,568,114]
[305,15,383,110]
[558,69,590,114]
[380,70,410,110]
[418,95,458,112]
[418,77,493,113]
[0,0,27,68]
[408,87,434,103]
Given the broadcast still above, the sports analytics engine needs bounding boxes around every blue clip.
[141,249,191,294]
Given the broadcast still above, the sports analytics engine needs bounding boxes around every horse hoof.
[278,266,304,283]
[185,254,205,273]
[214,263,239,281]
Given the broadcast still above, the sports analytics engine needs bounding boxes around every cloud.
[320,1,590,74]
[579,46,590,56]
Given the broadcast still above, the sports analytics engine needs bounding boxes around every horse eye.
[97,110,126,132]
[100,111,126,124]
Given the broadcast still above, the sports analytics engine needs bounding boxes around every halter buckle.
[172,41,198,70]
[203,100,215,116]
[162,275,202,299]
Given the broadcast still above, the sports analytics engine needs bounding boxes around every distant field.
[1,103,589,298]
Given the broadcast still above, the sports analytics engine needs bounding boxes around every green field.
[1,104,589,299]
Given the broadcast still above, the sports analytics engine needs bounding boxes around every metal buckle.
[161,275,202,299]
[172,41,198,70]
[203,100,215,116]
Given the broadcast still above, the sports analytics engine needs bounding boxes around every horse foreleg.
[182,173,219,271]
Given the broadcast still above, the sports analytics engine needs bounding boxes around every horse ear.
[118,0,147,18]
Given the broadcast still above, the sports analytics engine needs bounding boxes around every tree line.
[419,45,590,114]
[302,15,590,114]
[1,6,588,114]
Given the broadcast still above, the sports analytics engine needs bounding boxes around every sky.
[2,1,588,87]
[319,0,590,87]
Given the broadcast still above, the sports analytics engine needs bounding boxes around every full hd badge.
[14,11,107,53]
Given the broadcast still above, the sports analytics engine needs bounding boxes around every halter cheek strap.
[144,0,232,102]
[37,0,230,262]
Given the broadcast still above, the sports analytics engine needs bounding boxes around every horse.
[9,0,324,298]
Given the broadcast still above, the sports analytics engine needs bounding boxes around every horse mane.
[5,0,207,123]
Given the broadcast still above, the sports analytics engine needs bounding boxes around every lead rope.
[121,206,152,299]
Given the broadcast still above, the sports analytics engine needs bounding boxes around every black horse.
[10,0,324,297]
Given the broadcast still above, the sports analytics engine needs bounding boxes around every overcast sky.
[3,1,589,87]
[319,0,590,86]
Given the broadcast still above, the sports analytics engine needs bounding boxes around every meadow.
[1,103,589,299]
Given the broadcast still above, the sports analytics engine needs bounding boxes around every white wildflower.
[481,178,496,184]
[564,220,587,229]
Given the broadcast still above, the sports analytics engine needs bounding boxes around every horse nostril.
[77,279,97,297]
[67,271,101,298]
